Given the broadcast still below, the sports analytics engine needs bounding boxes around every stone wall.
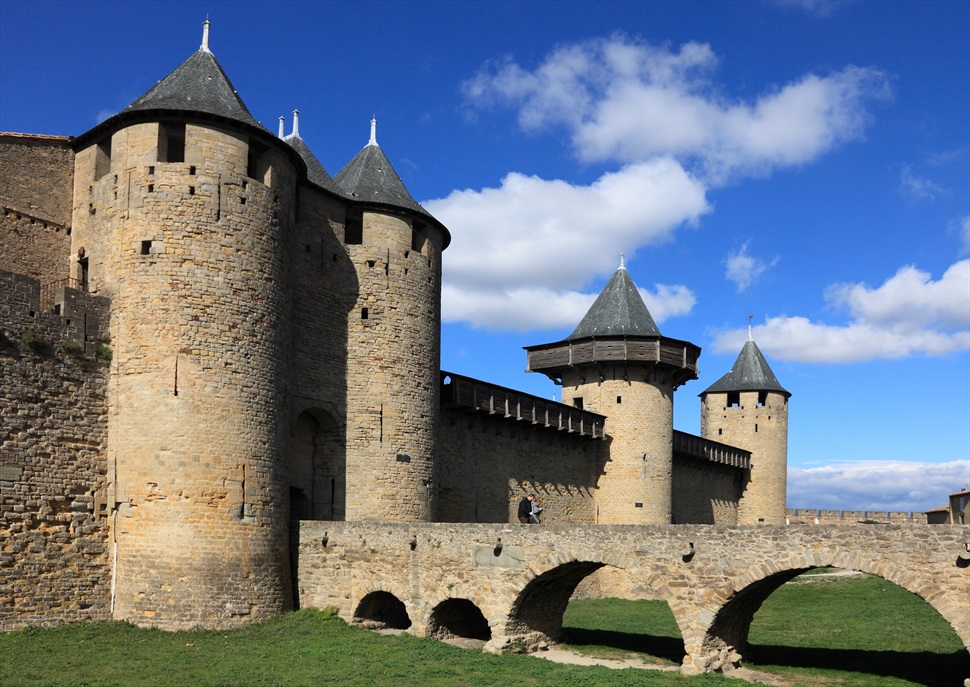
[438,411,600,523]
[0,133,74,224]
[296,520,970,674]
[671,455,741,524]
[0,271,111,631]
[786,508,930,525]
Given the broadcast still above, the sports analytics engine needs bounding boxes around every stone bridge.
[296,522,970,675]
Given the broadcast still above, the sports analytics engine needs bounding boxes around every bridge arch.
[427,598,491,641]
[352,590,412,631]
[680,543,970,673]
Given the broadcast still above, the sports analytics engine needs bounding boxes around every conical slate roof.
[567,259,661,339]
[285,134,335,191]
[122,49,267,133]
[701,339,790,397]
[334,131,432,218]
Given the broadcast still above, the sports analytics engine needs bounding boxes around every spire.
[281,111,335,190]
[701,338,790,398]
[368,116,378,147]
[278,116,285,138]
[566,260,661,340]
[201,19,211,53]
[292,109,300,138]
[748,314,753,341]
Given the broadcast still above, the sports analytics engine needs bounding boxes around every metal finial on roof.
[292,109,300,138]
[278,116,285,138]
[201,19,211,53]
[619,253,626,270]
[368,117,378,147]
[748,314,753,341]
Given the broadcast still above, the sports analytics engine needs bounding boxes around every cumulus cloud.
[464,36,889,184]
[899,165,947,202]
[725,242,779,292]
[712,260,970,362]
[787,460,970,512]
[425,158,708,330]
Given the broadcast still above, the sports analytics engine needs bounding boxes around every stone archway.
[354,591,412,630]
[427,598,491,641]
[287,409,345,521]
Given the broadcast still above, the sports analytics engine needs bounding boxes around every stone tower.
[700,333,790,524]
[526,258,700,524]
[333,119,448,522]
[68,23,298,628]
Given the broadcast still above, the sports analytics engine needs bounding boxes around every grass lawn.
[562,572,969,687]
[1,573,967,687]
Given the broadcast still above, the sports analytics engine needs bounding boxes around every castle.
[0,23,789,631]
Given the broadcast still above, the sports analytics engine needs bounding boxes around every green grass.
[0,608,739,687]
[1,574,967,687]
[563,573,970,687]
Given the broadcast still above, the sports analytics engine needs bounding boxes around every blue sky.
[2,0,967,513]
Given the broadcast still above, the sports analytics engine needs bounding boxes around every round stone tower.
[333,119,450,522]
[700,332,790,524]
[69,24,300,628]
[525,258,700,524]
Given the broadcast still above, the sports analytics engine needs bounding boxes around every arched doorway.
[287,409,344,521]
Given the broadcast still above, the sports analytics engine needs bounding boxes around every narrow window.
[94,138,111,180]
[758,391,768,407]
[755,423,759,433]
[140,240,152,255]
[361,307,369,320]
[573,398,584,409]
[616,395,622,404]
[718,428,722,436]
[188,186,195,195]
[727,391,740,408]
[147,184,154,193]
[148,166,155,175]
[189,165,196,175]
[247,140,272,185]
[411,223,428,254]
[158,123,185,163]
[345,210,363,245]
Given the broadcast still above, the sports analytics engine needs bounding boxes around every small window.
[94,138,111,180]
[755,423,759,433]
[158,123,185,163]
[345,210,363,245]
[573,398,584,409]
[147,184,154,193]
[189,166,196,175]
[188,186,195,195]
[148,166,155,175]
[361,307,369,320]
[616,395,622,404]
[758,391,768,407]
[727,391,740,408]
[718,428,722,436]
[140,240,152,255]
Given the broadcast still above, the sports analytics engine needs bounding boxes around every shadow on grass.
[561,628,684,664]
[746,644,970,687]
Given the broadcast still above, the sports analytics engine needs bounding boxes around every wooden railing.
[673,430,750,469]
[441,371,606,439]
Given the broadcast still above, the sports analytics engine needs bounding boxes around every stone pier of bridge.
[295,522,970,674]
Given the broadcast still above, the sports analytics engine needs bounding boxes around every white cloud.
[425,158,708,330]
[788,460,970,512]
[899,165,947,202]
[464,37,889,184]
[712,260,970,362]
[725,241,779,292]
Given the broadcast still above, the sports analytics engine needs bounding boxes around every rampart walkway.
[296,522,970,674]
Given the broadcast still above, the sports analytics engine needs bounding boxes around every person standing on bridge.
[518,494,536,524]
[530,497,544,524]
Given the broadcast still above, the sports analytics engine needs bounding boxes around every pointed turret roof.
[567,256,661,340]
[333,118,433,218]
[283,110,335,191]
[74,22,271,146]
[701,338,790,398]
[121,46,265,131]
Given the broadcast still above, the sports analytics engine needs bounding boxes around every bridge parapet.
[296,521,970,675]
